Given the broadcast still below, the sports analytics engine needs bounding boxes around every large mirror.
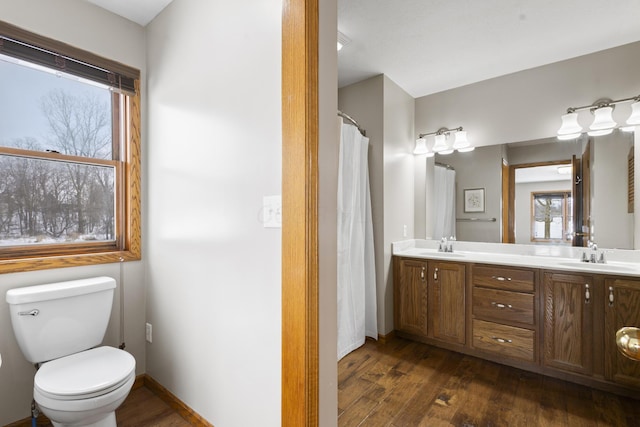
[430,130,635,249]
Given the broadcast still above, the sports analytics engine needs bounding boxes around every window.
[0,21,140,272]
[531,191,572,243]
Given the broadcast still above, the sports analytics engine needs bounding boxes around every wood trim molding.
[281,0,320,425]
[143,375,214,427]
[378,331,396,345]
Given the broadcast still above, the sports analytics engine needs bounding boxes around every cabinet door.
[429,261,466,345]
[604,279,640,387]
[543,272,594,375]
[395,258,428,338]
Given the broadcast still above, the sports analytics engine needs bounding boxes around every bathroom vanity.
[392,240,640,397]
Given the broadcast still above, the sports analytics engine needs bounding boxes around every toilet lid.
[35,346,135,400]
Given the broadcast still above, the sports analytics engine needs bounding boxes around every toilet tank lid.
[6,277,116,305]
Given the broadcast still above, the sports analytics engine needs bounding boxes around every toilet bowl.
[33,346,135,427]
[6,277,136,427]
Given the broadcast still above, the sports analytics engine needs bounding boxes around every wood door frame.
[282,0,320,425]
[505,160,572,244]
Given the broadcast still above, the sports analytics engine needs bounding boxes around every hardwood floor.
[116,385,193,426]
[9,385,192,427]
[338,337,640,427]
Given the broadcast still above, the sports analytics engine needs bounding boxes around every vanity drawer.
[472,265,535,293]
[472,319,535,362]
[473,287,534,325]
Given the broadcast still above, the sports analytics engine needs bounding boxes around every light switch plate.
[263,195,282,228]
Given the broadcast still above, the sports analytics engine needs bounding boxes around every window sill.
[0,249,141,274]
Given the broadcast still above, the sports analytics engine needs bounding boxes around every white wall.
[0,2,146,425]
[145,0,282,425]
[382,77,415,333]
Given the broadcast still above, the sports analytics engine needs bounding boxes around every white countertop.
[393,240,640,277]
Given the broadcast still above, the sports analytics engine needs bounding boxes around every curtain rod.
[435,162,455,170]
[338,110,366,136]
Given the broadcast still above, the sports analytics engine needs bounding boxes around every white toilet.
[6,277,136,427]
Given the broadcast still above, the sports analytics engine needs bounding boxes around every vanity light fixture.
[621,100,640,132]
[414,126,472,156]
[588,105,616,136]
[557,95,640,140]
[413,137,434,157]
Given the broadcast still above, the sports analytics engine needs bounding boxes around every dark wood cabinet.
[604,278,640,388]
[543,272,594,375]
[393,255,640,397]
[393,258,466,345]
[394,258,428,338]
[429,261,466,345]
[471,265,537,363]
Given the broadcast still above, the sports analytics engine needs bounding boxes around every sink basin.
[418,251,465,258]
[556,261,637,273]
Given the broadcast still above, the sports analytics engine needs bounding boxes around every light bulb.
[588,106,616,136]
[432,134,448,152]
[413,138,428,155]
[557,112,582,140]
[621,101,640,132]
[452,130,471,151]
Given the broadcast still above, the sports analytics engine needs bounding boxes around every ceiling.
[338,0,640,98]
[84,0,173,26]
[83,1,640,99]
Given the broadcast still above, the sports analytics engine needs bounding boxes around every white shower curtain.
[433,165,456,240]
[337,120,377,361]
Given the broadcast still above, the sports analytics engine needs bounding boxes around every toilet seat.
[35,346,135,401]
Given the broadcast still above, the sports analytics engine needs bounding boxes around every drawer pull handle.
[608,286,614,306]
[491,302,513,310]
[434,267,438,281]
[420,267,426,281]
[491,276,512,282]
[585,284,590,304]
[491,336,512,344]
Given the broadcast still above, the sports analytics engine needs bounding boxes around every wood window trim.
[0,25,141,273]
[530,190,571,243]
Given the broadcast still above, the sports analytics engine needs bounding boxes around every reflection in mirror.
[515,162,573,245]
[427,131,635,249]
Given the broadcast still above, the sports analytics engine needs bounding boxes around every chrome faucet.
[582,242,606,263]
[438,236,455,252]
[438,237,447,252]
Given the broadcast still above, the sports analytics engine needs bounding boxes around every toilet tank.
[6,277,116,364]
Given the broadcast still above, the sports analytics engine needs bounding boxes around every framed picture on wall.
[464,188,485,213]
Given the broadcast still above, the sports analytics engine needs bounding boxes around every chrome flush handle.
[18,309,39,316]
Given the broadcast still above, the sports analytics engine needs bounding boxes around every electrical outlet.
[145,322,152,343]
